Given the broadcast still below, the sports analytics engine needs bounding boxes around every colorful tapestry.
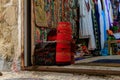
[34,0,48,27]
[34,0,78,34]
[34,0,61,28]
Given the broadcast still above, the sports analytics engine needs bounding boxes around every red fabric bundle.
[56,22,72,63]
[56,52,71,62]
[47,29,57,41]
[57,33,72,41]
[56,43,71,49]
[57,22,72,33]
[56,48,71,52]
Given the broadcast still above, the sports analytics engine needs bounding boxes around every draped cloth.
[98,0,105,49]
[78,0,96,50]
[102,0,110,30]
[104,0,113,29]
[91,0,101,50]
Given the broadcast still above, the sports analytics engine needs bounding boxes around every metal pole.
[24,0,31,66]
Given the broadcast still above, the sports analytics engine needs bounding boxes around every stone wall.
[0,0,23,71]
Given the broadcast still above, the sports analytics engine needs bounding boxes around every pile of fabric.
[34,43,56,65]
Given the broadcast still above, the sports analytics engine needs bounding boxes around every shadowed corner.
[0,72,2,76]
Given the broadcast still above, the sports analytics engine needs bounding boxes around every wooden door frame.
[21,0,120,76]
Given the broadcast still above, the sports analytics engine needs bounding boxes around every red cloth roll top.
[56,22,72,63]
[57,22,72,34]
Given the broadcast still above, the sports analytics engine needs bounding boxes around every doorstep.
[23,65,120,76]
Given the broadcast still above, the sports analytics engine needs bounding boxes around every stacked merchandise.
[33,0,78,65]
[56,22,72,65]
[33,0,120,66]
[34,43,56,65]
[34,29,57,66]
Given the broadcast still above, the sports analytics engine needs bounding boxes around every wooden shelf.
[108,40,120,55]
[42,41,56,43]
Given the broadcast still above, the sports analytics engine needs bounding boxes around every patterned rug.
[6,78,44,80]
[91,59,120,63]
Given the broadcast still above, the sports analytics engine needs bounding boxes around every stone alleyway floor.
[0,71,120,80]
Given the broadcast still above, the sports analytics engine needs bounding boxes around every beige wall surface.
[0,0,23,71]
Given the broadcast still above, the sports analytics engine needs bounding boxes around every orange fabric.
[107,30,113,35]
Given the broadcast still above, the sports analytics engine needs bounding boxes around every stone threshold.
[23,65,120,76]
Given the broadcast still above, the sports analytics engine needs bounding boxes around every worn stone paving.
[0,71,120,80]
[5,78,44,80]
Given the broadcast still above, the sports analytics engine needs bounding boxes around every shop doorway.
[23,0,120,75]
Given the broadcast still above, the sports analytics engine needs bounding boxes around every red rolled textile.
[56,51,71,62]
[57,22,72,33]
[57,33,72,41]
[56,43,71,49]
[56,48,71,52]
[56,22,72,64]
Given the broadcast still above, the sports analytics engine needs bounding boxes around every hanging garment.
[105,0,113,29]
[102,11,107,42]
[102,0,110,30]
[98,0,105,49]
[109,0,114,25]
[78,0,96,50]
[101,0,107,41]
[117,2,120,21]
[91,0,101,50]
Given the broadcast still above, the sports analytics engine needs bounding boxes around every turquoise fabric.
[101,11,107,41]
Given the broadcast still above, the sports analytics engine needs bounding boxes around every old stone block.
[0,0,22,71]
[3,28,12,43]
[0,12,4,22]
[0,12,2,22]
[12,0,18,5]
[4,6,17,26]
[0,5,2,12]
[1,0,10,5]
[0,23,12,42]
